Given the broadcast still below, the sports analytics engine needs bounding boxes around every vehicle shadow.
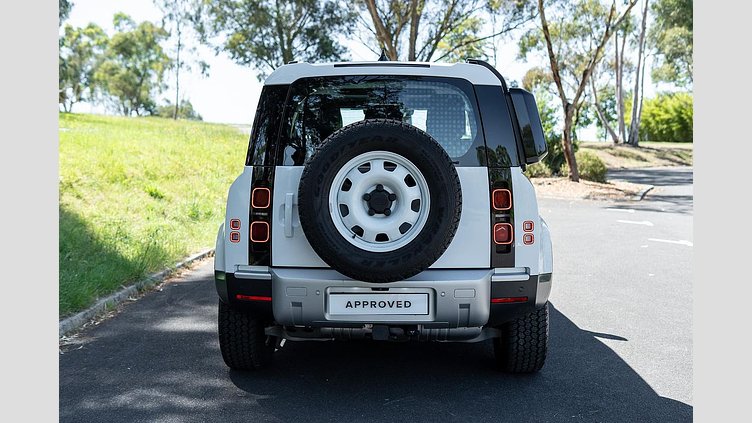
[229,303,692,422]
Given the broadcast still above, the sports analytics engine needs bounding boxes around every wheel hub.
[364,184,397,216]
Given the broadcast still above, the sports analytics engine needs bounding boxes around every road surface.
[60,167,693,422]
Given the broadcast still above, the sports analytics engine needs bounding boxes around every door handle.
[284,192,294,237]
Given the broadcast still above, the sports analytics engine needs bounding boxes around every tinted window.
[475,85,521,168]
[278,76,485,166]
[246,85,288,166]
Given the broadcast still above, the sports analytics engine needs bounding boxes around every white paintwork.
[431,167,490,268]
[617,219,654,226]
[272,167,328,267]
[648,238,693,247]
[511,167,551,276]
[214,223,225,272]
[538,218,553,274]
[271,166,491,269]
[264,61,503,86]
[219,167,253,272]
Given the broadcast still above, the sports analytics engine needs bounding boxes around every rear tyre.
[218,301,277,370]
[493,302,549,373]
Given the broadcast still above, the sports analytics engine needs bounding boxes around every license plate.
[328,293,429,315]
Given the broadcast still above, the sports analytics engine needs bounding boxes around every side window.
[246,85,289,166]
[475,85,520,168]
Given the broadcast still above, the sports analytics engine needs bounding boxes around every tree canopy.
[94,14,171,116]
[649,0,692,87]
[197,0,356,78]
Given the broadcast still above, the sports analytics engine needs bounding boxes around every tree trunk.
[590,75,619,142]
[364,0,397,60]
[174,20,181,120]
[562,104,580,182]
[408,0,420,61]
[615,31,627,143]
[628,0,649,146]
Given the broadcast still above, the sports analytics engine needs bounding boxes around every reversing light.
[492,189,512,210]
[493,223,513,245]
[250,221,270,243]
[491,296,528,304]
[252,187,271,208]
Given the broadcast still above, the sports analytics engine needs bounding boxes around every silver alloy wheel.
[328,150,431,252]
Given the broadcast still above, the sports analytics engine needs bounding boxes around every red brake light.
[236,294,272,302]
[491,296,528,304]
[250,221,270,243]
[492,189,512,210]
[252,187,271,208]
[493,223,513,245]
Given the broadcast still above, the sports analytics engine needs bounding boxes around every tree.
[649,0,692,88]
[520,0,637,182]
[360,0,535,62]
[626,0,649,146]
[155,99,203,120]
[94,14,171,116]
[59,23,108,112]
[155,0,209,119]
[197,0,355,79]
[60,0,73,25]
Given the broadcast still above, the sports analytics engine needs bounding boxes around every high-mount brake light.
[252,187,271,208]
[492,189,512,210]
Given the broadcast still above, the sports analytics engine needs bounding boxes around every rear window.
[277,76,485,166]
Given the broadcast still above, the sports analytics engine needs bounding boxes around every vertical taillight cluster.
[250,187,271,243]
[492,189,513,245]
[488,170,515,268]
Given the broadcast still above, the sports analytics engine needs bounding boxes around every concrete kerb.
[59,248,214,337]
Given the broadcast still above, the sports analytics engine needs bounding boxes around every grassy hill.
[59,113,248,317]
[579,141,693,169]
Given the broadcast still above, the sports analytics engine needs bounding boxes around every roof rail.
[466,59,509,92]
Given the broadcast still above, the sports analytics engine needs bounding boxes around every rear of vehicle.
[214,60,553,373]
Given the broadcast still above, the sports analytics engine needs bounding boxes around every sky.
[65,0,659,140]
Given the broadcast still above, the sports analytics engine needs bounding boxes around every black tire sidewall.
[298,119,461,283]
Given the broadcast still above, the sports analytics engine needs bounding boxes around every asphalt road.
[59,167,693,423]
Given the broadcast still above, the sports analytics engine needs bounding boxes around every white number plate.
[328,293,429,315]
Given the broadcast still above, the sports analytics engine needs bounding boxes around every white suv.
[214,59,553,373]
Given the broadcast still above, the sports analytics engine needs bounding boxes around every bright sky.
[65,0,658,140]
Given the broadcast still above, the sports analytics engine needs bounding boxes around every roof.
[263,61,505,86]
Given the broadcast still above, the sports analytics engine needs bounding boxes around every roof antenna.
[378,49,389,61]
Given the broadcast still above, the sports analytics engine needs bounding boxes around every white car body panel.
[263,62,503,86]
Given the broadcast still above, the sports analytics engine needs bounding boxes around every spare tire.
[298,119,462,283]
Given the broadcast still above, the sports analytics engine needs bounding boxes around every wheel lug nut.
[376,184,384,190]
[368,209,376,216]
[388,193,397,201]
[363,193,371,201]
[384,209,391,216]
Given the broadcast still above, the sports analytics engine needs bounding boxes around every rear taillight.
[252,187,271,208]
[493,223,513,244]
[492,189,512,210]
[250,221,270,243]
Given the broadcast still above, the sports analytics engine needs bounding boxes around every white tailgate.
[271,166,490,269]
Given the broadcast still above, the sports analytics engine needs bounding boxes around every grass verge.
[578,141,693,169]
[59,113,247,317]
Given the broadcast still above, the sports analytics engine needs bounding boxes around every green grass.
[59,113,248,317]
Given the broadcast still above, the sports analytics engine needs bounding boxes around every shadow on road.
[228,303,691,422]
[59,274,691,423]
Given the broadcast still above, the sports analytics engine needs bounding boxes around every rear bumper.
[217,267,552,328]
